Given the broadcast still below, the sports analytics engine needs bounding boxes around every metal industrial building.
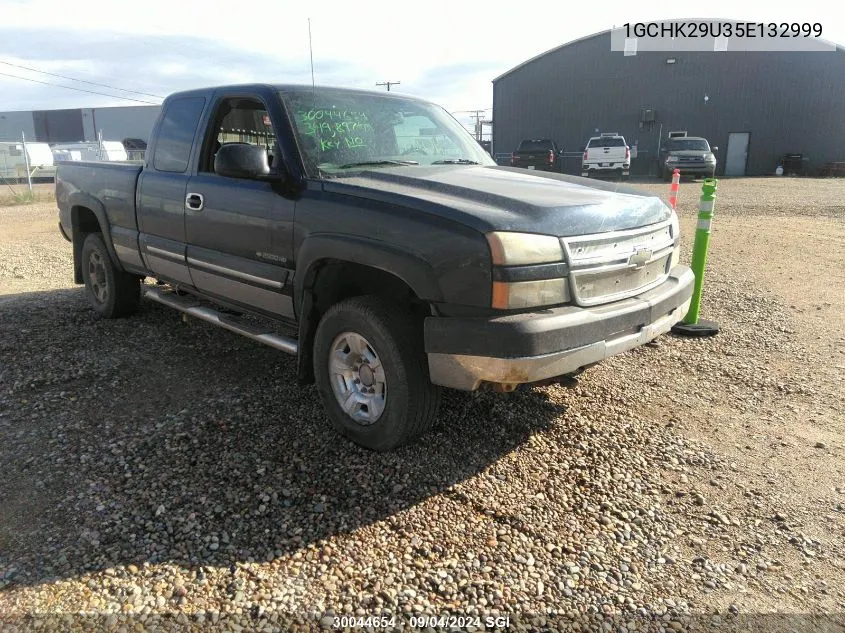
[492,25,845,176]
[0,105,160,145]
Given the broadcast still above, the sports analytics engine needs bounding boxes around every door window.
[199,97,278,173]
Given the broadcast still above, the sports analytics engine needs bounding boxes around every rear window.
[588,137,626,148]
[518,140,553,151]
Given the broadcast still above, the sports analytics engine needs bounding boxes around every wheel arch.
[69,194,123,283]
[294,236,442,386]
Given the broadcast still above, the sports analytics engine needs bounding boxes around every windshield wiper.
[430,158,480,165]
[338,160,418,169]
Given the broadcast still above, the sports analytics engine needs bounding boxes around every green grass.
[0,186,55,207]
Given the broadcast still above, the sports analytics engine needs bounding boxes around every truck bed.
[55,160,144,234]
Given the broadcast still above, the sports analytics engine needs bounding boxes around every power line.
[0,70,161,105]
[0,59,165,99]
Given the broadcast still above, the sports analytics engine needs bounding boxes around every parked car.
[56,83,693,451]
[122,137,148,161]
[581,133,630,179]
[511,139,563,171]
[659,135,718,180]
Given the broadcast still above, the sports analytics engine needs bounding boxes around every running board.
[143,286,298,355]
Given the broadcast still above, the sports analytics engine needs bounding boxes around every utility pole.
[468,110,486,141]
[376,81,401,91]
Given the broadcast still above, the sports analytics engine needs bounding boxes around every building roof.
[492,22,845,84]
[492,28,611,83]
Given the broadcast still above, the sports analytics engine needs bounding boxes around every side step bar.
[143,286,298,355]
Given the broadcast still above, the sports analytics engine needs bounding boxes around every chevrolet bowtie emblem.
[628,247,652,268]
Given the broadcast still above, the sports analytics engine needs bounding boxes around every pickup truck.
[659,136,718,180]
[581,134,630,179]
[511,139,563,172]
[56,83,694,451]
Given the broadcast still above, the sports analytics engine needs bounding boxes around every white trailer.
[51,140,128,163]
[0,141,55,182]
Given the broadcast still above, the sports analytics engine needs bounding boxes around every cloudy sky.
[0,0,840,131]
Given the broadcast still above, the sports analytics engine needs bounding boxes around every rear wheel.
[313,296,441,451]
[80,233,140,318]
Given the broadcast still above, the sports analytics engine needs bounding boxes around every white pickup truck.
[581,133,630,179]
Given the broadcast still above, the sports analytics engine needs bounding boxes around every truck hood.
[324,165,670,237]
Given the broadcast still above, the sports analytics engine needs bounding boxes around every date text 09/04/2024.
[332,615,512,629]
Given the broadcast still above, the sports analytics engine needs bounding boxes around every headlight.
[666,156,679,163]
[492,279,570,309]
[486,232,563,266]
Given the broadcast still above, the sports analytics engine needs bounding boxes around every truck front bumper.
[425,265,694,391]
[666,163,715,176]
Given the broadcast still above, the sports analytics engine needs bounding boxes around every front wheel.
[313,296,441,451]
[80,233,140,318]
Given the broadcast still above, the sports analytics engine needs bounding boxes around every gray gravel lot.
[0,177,843,632]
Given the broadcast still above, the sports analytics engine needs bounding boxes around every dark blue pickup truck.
[56,83,693,451]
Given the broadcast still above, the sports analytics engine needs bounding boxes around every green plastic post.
[683,179,717,324]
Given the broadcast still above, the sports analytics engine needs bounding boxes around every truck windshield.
[279,88,495,176]
[666,139,710,151]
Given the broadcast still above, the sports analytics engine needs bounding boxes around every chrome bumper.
[426,266,694,391]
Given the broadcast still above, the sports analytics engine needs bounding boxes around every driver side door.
[184,93,296,320]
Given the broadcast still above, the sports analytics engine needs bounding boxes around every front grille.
[561,221,675,307]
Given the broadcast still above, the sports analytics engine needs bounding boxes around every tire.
[313,295,441,451]
[662,168,672,182]
[80,233,140,318]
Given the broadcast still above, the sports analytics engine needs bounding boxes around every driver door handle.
[185,193,204,211]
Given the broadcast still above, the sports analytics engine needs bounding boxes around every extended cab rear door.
[184,90,296,319]
[137,96,208,286]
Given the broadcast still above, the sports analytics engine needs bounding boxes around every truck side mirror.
[215,143,272,179]
[712,146,719,152]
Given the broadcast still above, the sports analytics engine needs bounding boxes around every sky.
[0,0,841,132]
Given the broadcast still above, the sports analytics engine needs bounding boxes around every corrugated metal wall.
[32,109,85,143]
[0,105,161,145]
[0,111,37,142]
[492,32,845,176]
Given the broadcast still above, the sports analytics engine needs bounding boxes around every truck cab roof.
[162,83,440,107]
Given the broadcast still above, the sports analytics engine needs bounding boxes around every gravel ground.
[0,177,843,632]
